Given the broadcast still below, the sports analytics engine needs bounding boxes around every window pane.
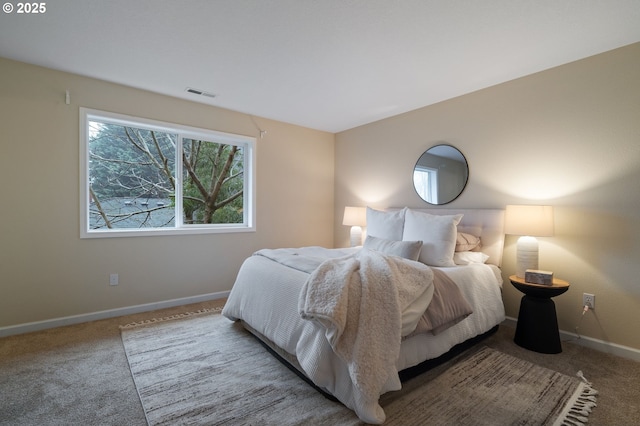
[413,169,431,200]
[182,139,244,225]
[81,108,255,238]
[413,167,438,204]
[88,121,176,229]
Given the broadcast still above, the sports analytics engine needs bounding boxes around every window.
[413,166,438,204]
[80,108,255,238]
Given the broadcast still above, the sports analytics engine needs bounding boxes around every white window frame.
[413,166,438,204]
[80,108,256,238]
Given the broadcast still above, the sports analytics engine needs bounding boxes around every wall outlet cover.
[109,273,119,286]
[583,293,595,309]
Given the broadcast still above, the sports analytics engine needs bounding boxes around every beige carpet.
[120,310,597,425]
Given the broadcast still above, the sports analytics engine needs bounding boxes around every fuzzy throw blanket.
[298,248,434,424]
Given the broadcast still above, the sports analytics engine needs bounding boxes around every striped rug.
[120,310,597,425]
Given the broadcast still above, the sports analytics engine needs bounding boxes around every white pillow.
[453,251,490,265]
[402,209,463,267]
[366,207,406,241]
[363,235,423,261]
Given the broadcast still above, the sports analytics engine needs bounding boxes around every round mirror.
[413,144,468,205]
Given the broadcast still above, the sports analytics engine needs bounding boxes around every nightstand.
[509,275,570,354]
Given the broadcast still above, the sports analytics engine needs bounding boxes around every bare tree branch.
[150,131,175,190]
[89,186,112,229]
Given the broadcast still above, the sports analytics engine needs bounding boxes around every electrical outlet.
[583,293,595,309]
[109,273,119,286]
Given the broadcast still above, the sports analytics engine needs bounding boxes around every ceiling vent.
[186,87,217,98]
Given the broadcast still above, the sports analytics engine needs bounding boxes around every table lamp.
[343,206,367,247]
[504,205,554,278]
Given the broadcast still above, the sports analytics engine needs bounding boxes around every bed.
[222,208,506,424]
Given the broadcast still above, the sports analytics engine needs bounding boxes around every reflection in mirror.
[413,144,468,205]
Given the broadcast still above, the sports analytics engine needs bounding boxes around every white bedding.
[222,247,505,424]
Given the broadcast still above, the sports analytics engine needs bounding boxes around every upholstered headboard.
[389,208,505,267]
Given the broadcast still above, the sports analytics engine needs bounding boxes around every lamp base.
[349,226,363,247]
[516,236,539,278]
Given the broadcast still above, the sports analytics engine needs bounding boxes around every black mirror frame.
[412,144,469,205]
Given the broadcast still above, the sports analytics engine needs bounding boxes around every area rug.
[120,310,597,425]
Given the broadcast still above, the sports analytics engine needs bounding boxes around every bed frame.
[244,320,499,401]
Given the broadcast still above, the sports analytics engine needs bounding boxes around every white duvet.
[222,247,505,424]
[299,249,434,423]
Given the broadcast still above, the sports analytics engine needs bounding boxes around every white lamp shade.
[342,206,367,227]
[504,205,554,237]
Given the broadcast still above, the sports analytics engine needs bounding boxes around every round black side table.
[509,275,570,354]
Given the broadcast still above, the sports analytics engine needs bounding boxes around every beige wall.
[2,42,639,352]
[0,57,335,328]
[335,43,640,351]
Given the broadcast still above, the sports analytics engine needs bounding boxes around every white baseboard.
[0,291,230,338]
[503,316,640,362]
[5,305,638,363]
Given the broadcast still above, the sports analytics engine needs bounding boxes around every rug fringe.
[119,307,223,330]
[553,373,598,426]
[576,370,592,386]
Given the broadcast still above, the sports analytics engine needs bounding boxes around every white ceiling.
[1,1,639,133]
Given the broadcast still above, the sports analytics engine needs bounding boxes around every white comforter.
[299,249,434,423]
[222,247,505,424]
